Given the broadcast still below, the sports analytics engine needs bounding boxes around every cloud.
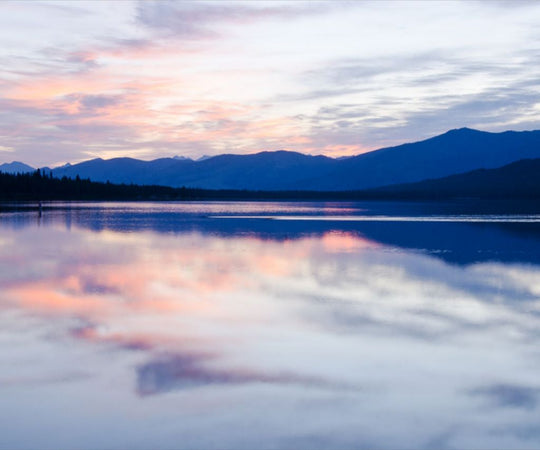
[2,1,540,165]
[79,94,120,110]
[278,47,540,152]
[478,0,540,8]
[136,1,339,39]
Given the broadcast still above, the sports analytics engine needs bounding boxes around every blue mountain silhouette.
[35,127,540,190]
[0,161,35,174]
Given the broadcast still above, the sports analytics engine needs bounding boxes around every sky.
[1,0,540,167]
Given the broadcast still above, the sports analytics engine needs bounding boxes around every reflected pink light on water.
[321,231,379,253]
[8,282,112,317]
[1,231,380,357]
[2,210,540,449]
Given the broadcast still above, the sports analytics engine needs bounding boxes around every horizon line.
[1,126,537,169]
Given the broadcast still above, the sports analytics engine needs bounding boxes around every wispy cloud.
[135,1,339,39]
[1,0,539,165]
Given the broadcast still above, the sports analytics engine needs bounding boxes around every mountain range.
[1,128,540,191]
[0,161,35,174]
[369,158,540,199]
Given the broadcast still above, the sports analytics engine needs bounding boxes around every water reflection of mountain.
[3,206,540,266]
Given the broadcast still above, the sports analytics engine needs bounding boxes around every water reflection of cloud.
[70,324,156,352]
[0,371,93,387]
[136,354,353,396]
[470,384,540,410]
[2,225,540,354]
[2,220,540,448]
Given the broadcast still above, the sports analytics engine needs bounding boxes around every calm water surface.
[1,201,540,449]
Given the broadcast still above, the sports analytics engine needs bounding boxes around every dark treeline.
[0,170,362,201]
[0,170,201,201]
[370,158,540,200]
[1,160,540,202]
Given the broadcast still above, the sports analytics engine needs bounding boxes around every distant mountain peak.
[6,127,540,191]
[0,161,35,174]
[445,127,480,134]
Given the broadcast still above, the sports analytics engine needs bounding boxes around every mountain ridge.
[2,157,539,202]
[368,158,540,199]
[2,128,540,191]
[0,161,35,174]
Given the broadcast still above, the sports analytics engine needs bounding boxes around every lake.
[1,200,540,449]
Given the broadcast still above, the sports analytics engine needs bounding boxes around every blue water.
[1,201,540,449]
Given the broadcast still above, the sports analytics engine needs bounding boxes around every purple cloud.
[136,1,339,39]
